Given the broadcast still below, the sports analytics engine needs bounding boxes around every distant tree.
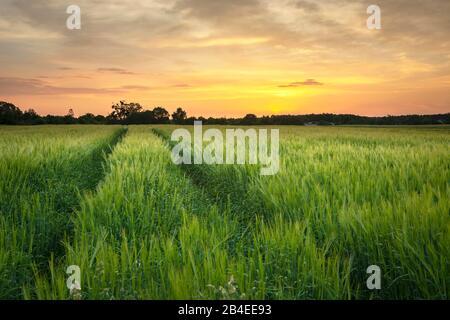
[44,114,65,124]
[126,110,156,124]
[242,113,258,125]
[106,114,120,124]
[22,108,42,124]
[152,107,170,123]
[185,116,197,124]
[0,101,23,124]
[78,113,97,124]
[172,107,187,124]
[64,108,77,124]
[94,115,106,123]
[23,108,39,118]
[1,99,448,126]
[110,101,143,121]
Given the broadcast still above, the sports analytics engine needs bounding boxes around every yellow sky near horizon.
[0,0,449,117]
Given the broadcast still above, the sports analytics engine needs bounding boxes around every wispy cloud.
[118,85,151,90]
[156,37,270,48]
[0,77,150,95]
[97,68,136,75]
[278,79,324,88]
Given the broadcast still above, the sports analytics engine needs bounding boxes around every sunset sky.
[0,0,449,117]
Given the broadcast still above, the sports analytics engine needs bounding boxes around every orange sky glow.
[1,0,449,117]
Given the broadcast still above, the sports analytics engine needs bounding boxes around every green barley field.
[0,125,448,300]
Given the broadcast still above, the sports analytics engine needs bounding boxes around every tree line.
[1,100,449,125]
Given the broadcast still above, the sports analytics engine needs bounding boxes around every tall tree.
[64,108,77,124]
[110,101,143,121]
[172,107,187,124]
[152,107,170,123]
[0,101,23,124]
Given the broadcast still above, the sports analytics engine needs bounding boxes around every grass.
[0,125,448,299]
[0,125,125,298]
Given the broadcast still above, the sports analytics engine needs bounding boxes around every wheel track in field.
[151,128,263,212]
[151,127,269,251]
[150,127,358,299]
[46,127,128,258]
[20,127,128,299]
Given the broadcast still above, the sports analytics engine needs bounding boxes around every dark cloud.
[278,79,323,88]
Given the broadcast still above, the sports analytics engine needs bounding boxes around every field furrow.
[0,125,126,298]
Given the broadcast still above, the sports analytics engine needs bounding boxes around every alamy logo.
[66,265,81,296]
[366,265,381,290]
[171,121,279,175]
[367,5,381,30]
[66,5,81,30]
